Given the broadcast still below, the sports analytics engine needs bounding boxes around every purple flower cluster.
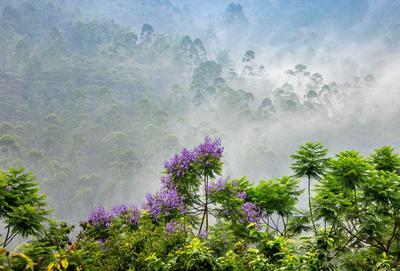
[164,148,196,177]
[87,206,113,228]
[241,202,261,224]
[208,178,246,201]
[207,178,226,193]
[160,175,175,190]
[4,185,11,192]
[237,191,247,200]
[87,204,140,227]
[110,204,129,217]
[166,220,179,236]
[164,136,224,177]
[144,185,186,220]
[193,136,224,159]
[127,205,140,226]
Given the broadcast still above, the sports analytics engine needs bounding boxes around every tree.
[143,136,224,237]
[291,142,328,234]
[0,135,22,166]
[315,148,400,268]
[249,176,302,236]
[140,23,154,45]
[224,2,249,25]
[242,50,255,63]
[295,64,307,73]
[369,146,400,173]
[0,168,50,247]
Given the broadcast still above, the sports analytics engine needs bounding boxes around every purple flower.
[207,178,226,193]
[193,136,224,159]
[4,186,11,192]
[164,148,196,177]
[88,204,140,228]
[144,192,162,218]
[127,205,140,225]
[87,206,113,228]
[144,185,186,220]
[241,202,261,224]
[110,204,129,217]
[161,175,175,189]
[166,220,178,236]
[164,136,223,177]
[237,192,247,200]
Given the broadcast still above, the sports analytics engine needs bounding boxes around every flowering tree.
[147,136,224,236]
[84,136,301,240]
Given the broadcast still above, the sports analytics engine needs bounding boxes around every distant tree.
[42,114,64,155]
[140,23,155,44]
[306,90,318,98]
[242,50,255,62]
[180,35,192,52]
[179,36,207,72]
[0,123,14,135]
[295,64,307,73]
[192,61,221,83]
[258,97,276,118]
[121,32,138,50]
[0,135,21,165]
[286,69,295,76]
[114,150,141,178]
[310,73,323,85]
[44,27,66,57]
[192,38,207,61]
[364,74,376,84]
[224,2,249,25]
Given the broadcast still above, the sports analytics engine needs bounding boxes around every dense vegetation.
[1,1,399,270]
[0,0,383,223]
[2,138,400,270]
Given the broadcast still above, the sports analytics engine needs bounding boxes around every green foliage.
[77,213,191,271]
[329,150,370,190]
[314,147,400,269]
[369,146,400,173]
[13,221,74,270]
[291,142,329,180]
[0,168,50,247]
[164,238,220,271]
[0,247,34,271]
[291,142,329,234]
[3,143,400,270]
[250,176,301,216]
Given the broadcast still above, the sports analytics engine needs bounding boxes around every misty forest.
[1,0,400,270]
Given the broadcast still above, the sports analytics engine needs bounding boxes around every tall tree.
[291,142,328,234]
